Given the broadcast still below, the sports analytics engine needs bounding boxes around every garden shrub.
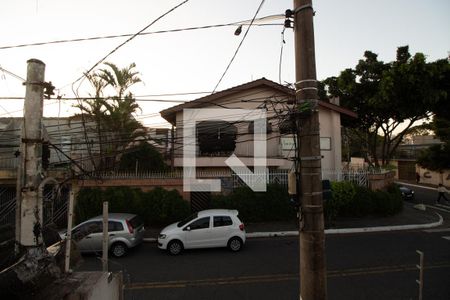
[324,181,403,223]
[75,186,190,226]
[210,184,296,223]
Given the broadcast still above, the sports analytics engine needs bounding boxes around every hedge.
[74,186,190,226]
[324,182,403,224]
[210,184,296,223]
[74,182,403,227]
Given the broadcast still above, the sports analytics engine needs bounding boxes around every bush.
[210,184,296,223]
[324,182,403,223]
[75,186,190,226]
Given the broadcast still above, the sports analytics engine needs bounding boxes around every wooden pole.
[102,201,109,272]
[64,184,76,272]
[293,1,327,299]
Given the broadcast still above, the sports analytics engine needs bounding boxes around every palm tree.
[97,62,142,100]
[73,62,144,171]
[95,62,144,169]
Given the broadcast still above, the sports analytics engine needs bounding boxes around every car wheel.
[228,237,243,252]
[168,240,183,255]
[111,242,128,258]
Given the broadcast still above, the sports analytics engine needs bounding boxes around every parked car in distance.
[158,209,246,255]
[399,186,415,201]
[60,213,145,257]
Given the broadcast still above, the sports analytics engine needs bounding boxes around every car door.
[211,215,234,247]
[74,221,102,252]
[183,216,211,249]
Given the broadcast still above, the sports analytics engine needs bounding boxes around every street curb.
[247,212,443,238]
[143,212,443,242]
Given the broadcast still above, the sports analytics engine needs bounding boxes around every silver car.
[63,213,145,257]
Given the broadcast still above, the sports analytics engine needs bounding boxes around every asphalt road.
[77,228,450,300]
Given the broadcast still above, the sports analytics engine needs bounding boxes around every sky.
[0,0,449,128]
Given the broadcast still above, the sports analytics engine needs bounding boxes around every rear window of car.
[129,215,144,228]
[213,216,233,227]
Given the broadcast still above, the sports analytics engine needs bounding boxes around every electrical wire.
[0,66,25,82]
[71,0,190,86]
[0,19,283,51]
[212,0,266,93]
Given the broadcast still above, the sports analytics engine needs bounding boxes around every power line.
[212,0,266,93]
[0,66,25,81]
[71,0,190,86]
[0,17,283,51]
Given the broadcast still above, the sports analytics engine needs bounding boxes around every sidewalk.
[143,202,444,242]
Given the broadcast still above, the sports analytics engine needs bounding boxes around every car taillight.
[126,220,134,234]
[239,223,245,231]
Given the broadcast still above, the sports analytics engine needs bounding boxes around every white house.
[160,78,357,180]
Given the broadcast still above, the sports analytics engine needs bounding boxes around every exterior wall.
[368,171,395,190]
[65,272,122,300]
[390,160,450,187]
[319,107,342,174]
[416,166,450,187]
[172,86,342,172]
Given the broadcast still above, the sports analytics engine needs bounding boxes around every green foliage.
[119,142,168,171]
[210,184,296,223]
[322,46,449,167]
[74,186,189,225]
[324,182,403,223]
[73,62,144,171]
[417,73,450,171]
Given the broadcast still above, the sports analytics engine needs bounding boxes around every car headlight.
[158,234,166,239]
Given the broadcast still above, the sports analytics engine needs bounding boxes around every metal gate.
[0,187,16,227]
[190,192,211,212]
[397,161,416,180]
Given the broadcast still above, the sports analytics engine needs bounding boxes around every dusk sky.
[1,0,449,127]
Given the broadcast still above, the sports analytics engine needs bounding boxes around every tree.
[74,62,144,171]
[322,46,448,167]
[417,60,450,171]
[119,142,168,171]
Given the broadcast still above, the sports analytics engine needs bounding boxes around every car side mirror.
[184,226,191,231]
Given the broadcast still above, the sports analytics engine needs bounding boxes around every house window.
[248,120,273,134]
[197,121,237,156]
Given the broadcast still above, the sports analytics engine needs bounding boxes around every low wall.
[416,167,450,187]
[368,171,395,190]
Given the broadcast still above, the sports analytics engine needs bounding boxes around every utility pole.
[293,1,327,299]
[15,59,45,250]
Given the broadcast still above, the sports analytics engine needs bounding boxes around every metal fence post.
[416,250,424,300]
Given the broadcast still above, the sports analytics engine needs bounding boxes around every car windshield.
[177,213,198,227]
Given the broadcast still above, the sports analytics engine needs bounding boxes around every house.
[0,117,100,179]
[160,78,357,180]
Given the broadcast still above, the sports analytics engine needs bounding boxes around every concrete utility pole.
[293,1,327,299]
[15,59,45,248]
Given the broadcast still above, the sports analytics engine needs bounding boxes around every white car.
[158,209,246,255]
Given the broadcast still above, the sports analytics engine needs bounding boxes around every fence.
[0,187,16,227]
[0,185,69,228]
[232,169,383,189]
[86,169,233,179]
[84,168,374,189]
